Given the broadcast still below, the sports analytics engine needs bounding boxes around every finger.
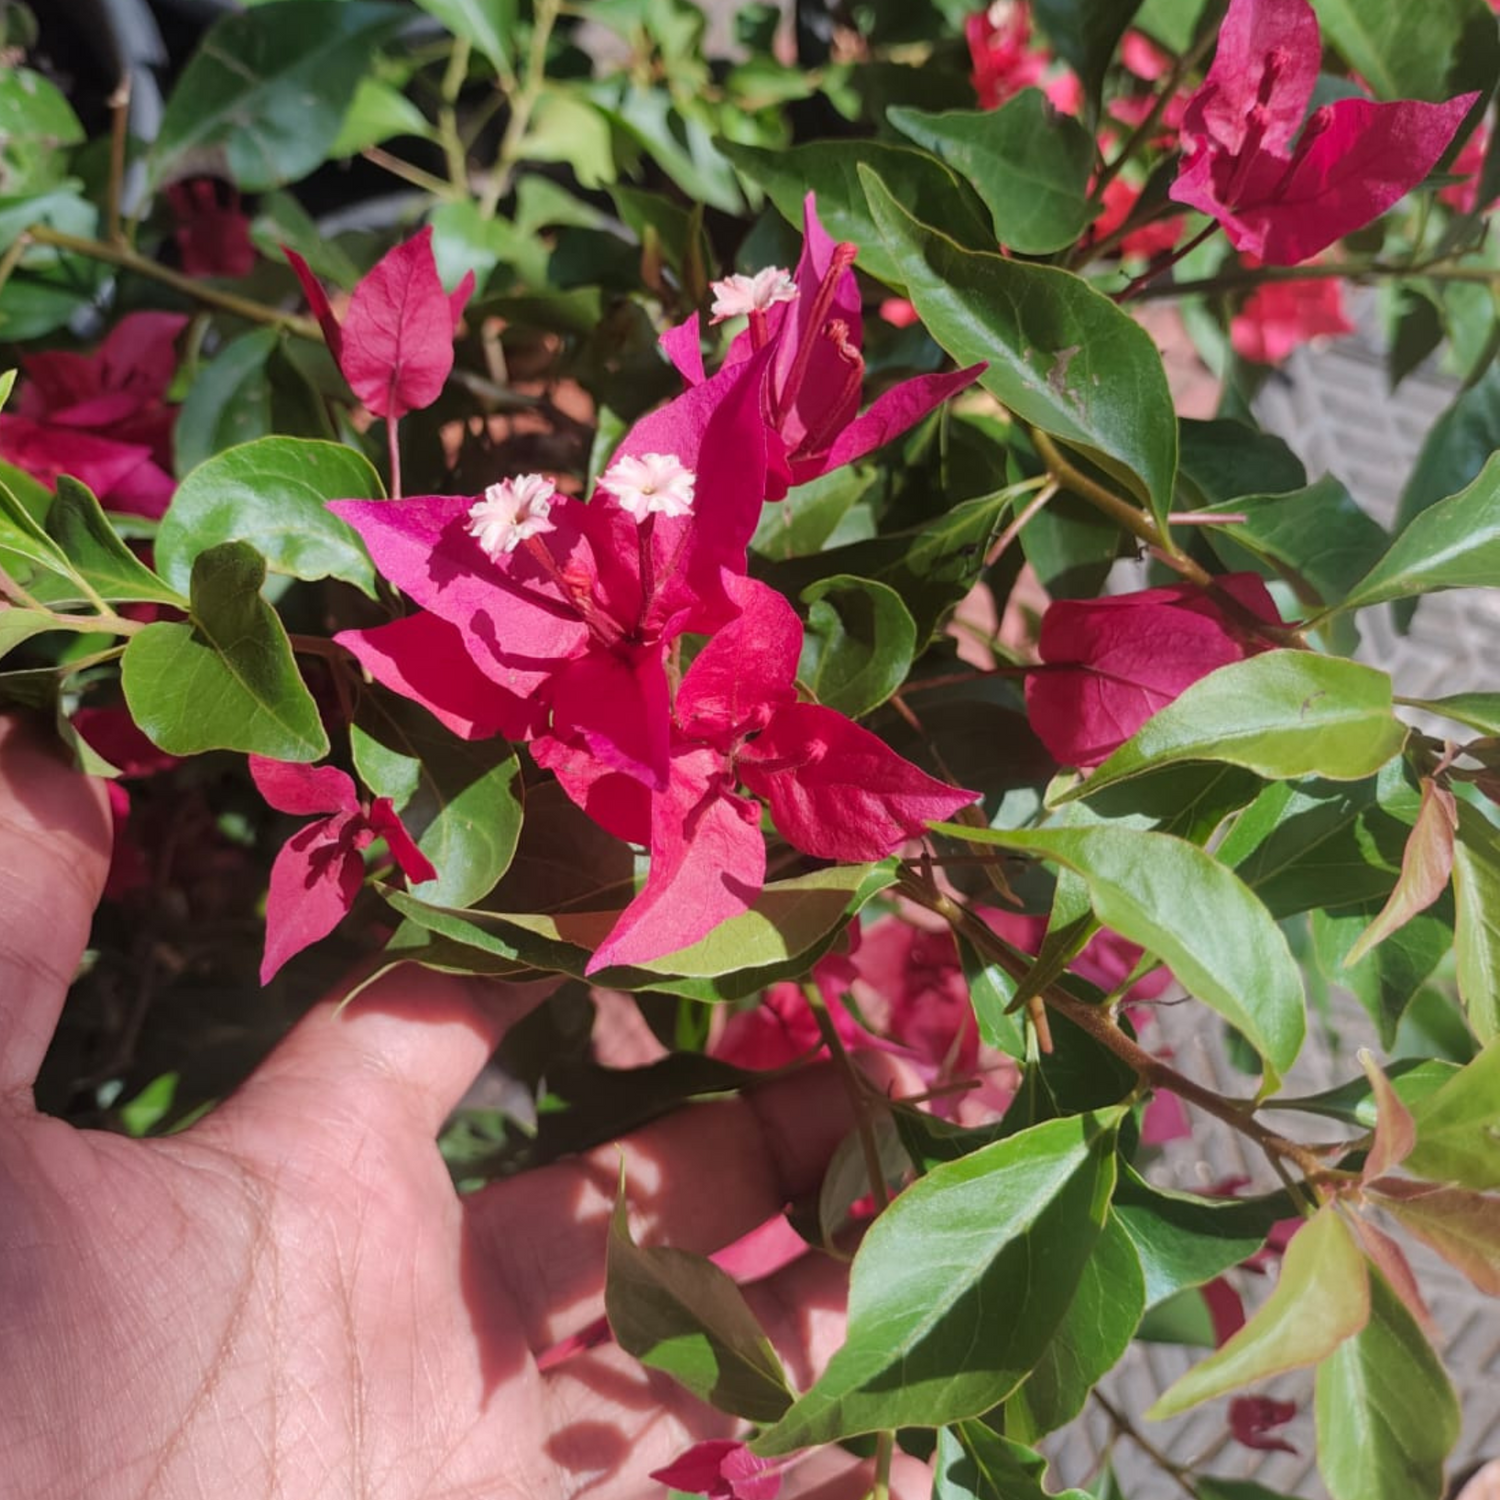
[0,716,111,1100]
[468,1051,917,1350]
[203,966,556,1142]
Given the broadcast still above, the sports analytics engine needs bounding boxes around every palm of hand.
[0,722,900,1500]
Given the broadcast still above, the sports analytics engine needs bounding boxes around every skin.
[0,718,926,1499]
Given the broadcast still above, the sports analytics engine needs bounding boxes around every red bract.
[663,195,983,499]
[1169,0,1477,264]
[1090,177,1186,260]
[0,311,185,517]
[167,178,255,278]
[1229,1394,1299,1454]
[649,1440,788,1500]
[587,575,977,972]
[965,2,1046,109]
[285,226,475,422]
[1230,275,1354,363]
[250,756,435,984]
[333,345,771,794]
[1439,127,1495,215]
[1024,574,1283,769]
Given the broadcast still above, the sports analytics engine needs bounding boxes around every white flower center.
[709,267,799,325]
[466,474,558,559]
[599,452,697,521]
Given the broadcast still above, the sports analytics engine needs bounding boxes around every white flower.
[466,474,558,559]
[709,267,799,324]
[599,452,697,521]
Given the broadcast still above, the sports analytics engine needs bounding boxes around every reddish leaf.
[1368,1179,1500,1296]
[1359,1049,1417,1183]
[1348,1214,1435,1337]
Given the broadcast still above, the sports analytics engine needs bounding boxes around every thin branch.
[478,0,562,217]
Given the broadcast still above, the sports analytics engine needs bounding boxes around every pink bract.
[1169,0,1477,264]
[1230,275,1355,363]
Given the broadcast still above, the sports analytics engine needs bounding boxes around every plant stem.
[1116,220,1220,302]
[0,232,28,305]
[106,75,131,245]
[870,1431,894,1500]
[361,145,458,200]
[478,0,562,217]
[1093,1391,1200,1499]
[387,418,403,502]
[802,983,891,1213]
[24,225,321,339]
[896,866,1333,1186]
[1132,254,1500,303]
[438,37,473,191]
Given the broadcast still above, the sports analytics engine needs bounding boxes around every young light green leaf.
[121,541,328,760]
[151,2,406,191]
[798,574,917,719]
[886,92,1096,254]
[0,369,14,414]
[0,607,63,659]
[753,1111,1122,1453]
[1402,691,1500,736]
[1314,1269,1460,1500]
[412,0,517,76]
[352,689,523,909]
[605,1167,795,1424]
[1006,1212,1145,1439]
[328,77,434,157]
[1451,802,1500,1043]
[158,437,380,598]
[1344,779,1456,967]
[1147,1207,1369,1419]
[1403,1038,1500,1190]
[46,478,186,606]
[1067,653,1406,802]
[721,139,996,289]
[861,170,1178,531]
[1368,1179,1500,1295]
[1340,452,1500,611]
[933,821,1306,1089]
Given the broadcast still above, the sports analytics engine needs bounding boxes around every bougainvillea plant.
[4,0,1500,1494]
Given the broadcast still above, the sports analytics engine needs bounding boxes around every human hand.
[0,718,926,1499]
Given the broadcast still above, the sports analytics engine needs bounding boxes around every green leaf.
[158,437,379,598]
[886,92,1096,254]
[174,329,279,476]
[1340,452,1500,611]
[351,689,523,910]
[0,608,63,659]
[1395,361,1500,542]
[1067,653,1407,800]
[1006,1212,1145,1439]
[1147,1206,1369,1418]
[1314,1270,1460,1500]
[934,821,1306,1089]
[46,478,186,606]
[0,68,83,148]
[720,138,997,289]
[862,171,1178,530]
[1451,802,1500,1043]
[1311,0,1499,103]
[1403,691,1500,737]
[1112,1168,1285,1307]
[1266,1057,1459,1129]
[328,77,434,158]
[933,1423,1093,1500]
[151,2,406,191]
[797,574,917,718]
[606,1168,794,1423]
[120,541,328,760]
[751,464,881,560]
[1404,1038,1500,1190]
[0,370,13,414]
[412,0,516,75]
[753,1111,1122,1453]
[1031,0,1143,112]
[606,86,744,214]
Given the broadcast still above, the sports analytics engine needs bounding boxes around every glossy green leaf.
[352,689,523,910]
[753,1110,1121,1453]
[1069,653,1406,800]
[934,821,1305,1088]
[1311,0,1498,103]
[933,1423,1093,1500]
[1031,0,1143,110]
[797,574,917,718]
[46,478,185,606]
[863,171,1177,529]
[412,0,517,75]
[1112,1169,1285,1307]
[956,935,1027,1058]
[606,1170,794,1423]
[1451,802,1500,1043]
[1340,453,1500,611]
[0,68,83,148]
[174,330,279,477]
[1266,1058,1459,1129]
[151,2,406,191]
[1405,691,1500,737]
[1147,1207,1368,1418]
[328,77,433,157]
[0,608,62,659]
[0,370,13,414]
[121,541,328,760]
[1395,361,1500,543]
[720,138,996,289]
[158,437,379,598]
[1314,1270,1460,1500]
[1006,1212,1145,1439]
[1404,1039,1500,1190]
[887,92,1095,254]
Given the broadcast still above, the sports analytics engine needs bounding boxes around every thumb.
[0,716,112,1101]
